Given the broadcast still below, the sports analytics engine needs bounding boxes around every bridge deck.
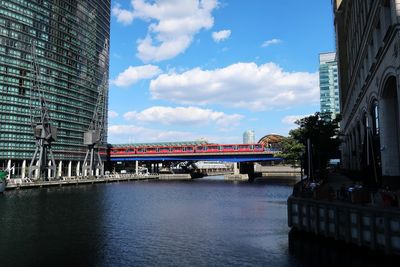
[111,151,281,162]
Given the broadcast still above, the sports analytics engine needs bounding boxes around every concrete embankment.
[224,174,249,181]
[288,195,400,255]
[5,174,158,190]
[254,165,301,184]
[159,174,191,180]
[256,164,300,174]
[287,173,400,256]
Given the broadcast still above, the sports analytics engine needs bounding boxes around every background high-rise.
[243,130,255,144]
[319,52,340,120]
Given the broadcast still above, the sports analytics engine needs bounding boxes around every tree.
[288,112,341,178]
[276,137,304,166]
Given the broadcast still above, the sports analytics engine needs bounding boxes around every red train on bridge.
[110,143,268,156]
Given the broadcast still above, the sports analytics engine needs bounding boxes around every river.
[0,177,394,266]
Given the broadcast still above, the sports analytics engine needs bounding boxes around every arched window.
[371,101,379,136]
[380,75,400,177]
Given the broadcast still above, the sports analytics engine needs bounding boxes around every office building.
[0,0,110,176]
[319,52,340,120]
[243,130,255,144]
[334,0,400,187]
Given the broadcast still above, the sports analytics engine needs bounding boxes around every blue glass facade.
[0,0,110,163]
[319,52,339,120]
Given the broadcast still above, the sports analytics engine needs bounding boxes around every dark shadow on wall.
[288,229,400,267]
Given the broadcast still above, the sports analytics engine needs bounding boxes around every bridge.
[109,140,283,180]
[109,141,281,162]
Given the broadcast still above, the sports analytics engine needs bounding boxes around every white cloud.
[112,4,136,25]
[108,110,119,119]
[112,0,219,62]
[149,62,319,111]
[281,115,309,125]
[261,38,282,47]
[212,29,231,42]
[108,125,196,143]
[111,65,162,87]
[107,124,241,144]
[281,114,313,131]
[123,106,243,127]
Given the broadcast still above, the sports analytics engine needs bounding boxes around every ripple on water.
[0,179,295,266]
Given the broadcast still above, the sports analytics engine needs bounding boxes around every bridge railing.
[109,143,282,156]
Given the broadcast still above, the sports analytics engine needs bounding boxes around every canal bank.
[2,172,257,191]
[287,172,400,256]
[4,174,158,191]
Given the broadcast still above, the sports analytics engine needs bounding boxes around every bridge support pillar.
[233,162,239,175]
[150,163,153,173]
[135,161,139,175]
[239,162,257,180]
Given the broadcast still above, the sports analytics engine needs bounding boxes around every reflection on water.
[1,177,393,266]
[0,178,294,266]
[0,186,107,266]
[288,228,400,267]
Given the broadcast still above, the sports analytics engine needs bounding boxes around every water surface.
[0,178,294,266]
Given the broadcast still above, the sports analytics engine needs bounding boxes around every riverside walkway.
[4,173,192,191]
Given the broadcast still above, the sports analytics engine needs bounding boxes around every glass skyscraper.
[319,52,339,120]
[243,130,255,144]
[0,0,110,173]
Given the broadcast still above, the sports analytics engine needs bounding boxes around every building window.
[371,101,379,136]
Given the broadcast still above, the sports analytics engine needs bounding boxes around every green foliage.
[0,171,6,182]
[294,112,341,175]
[276,137,304,165]
[284,112,341,176]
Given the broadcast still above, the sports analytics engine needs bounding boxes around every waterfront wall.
[287,196,400,255]
[159,174,191,180]
[4,174,173,191]
[224,174,249,181]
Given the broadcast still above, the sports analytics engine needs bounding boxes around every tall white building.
[243,130,255,144]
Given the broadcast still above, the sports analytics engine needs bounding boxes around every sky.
[107,0,335,144]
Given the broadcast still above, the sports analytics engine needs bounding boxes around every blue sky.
[107,0,335,144]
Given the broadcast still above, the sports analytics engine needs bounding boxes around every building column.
[67,161,72,177]
[48,160,52,178]
[58,161,63,178]
[6,160,11,179]
[76,162,81,177]
[35,161,39,179]
[21,160,26,179]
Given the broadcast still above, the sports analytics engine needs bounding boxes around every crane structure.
[28,44,57,180]
[82,71,107,177]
